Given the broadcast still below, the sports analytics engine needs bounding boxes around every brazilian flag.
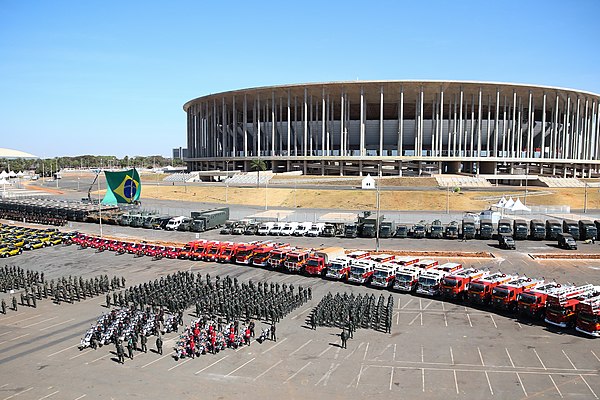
[101,168,141,205]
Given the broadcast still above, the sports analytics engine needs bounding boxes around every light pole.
[265,177,268,211]
[584,182,588,213]
[446,185,450,214]
[225,160,230,204]
[293,164,300,208]
[524,164,529,206]
[375,163,381,251]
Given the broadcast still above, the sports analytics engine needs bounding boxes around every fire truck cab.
[516,282,562,319]
[205,241,229,262]
[284,250,311,273]
[441,268,489,300]
[575,295,600,337]
[348,259,377,284]
[492,277,544,311]
[251,245,275,267]
[325,256,354,281]
[393,265,425,292]
[235,244,258,265]
[545,284,599,328]
[267,247,294,270]
[370,262,398,288]
[416,269,448,296]
[467,272,515,305]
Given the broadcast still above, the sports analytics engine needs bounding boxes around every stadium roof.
[0,148,38,159]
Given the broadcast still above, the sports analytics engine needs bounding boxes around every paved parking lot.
[0,223,599,400]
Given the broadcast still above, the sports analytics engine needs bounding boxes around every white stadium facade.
[183,81,600,178]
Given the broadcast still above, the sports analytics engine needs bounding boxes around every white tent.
[7,171,16,178]
[493,196,507,208]
[0,171,7,179]
[509,198,530,213]
[361,174,376,190]
[504,197,515,209]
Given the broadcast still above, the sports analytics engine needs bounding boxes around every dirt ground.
[123,185,597,211]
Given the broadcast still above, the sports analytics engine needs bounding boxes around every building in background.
[172,147,188,160]
[183,81,600,178]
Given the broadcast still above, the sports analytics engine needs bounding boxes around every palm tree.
[250,159,267,188]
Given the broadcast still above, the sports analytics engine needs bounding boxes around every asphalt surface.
[0,220,599,400]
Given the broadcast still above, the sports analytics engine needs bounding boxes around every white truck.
[292,222,313,236]
[257,222,275,236]
[269,222,285,236]
[279,222,298,236]
[165,216,186,231]
[370,262,398,288]
[416,269,450,296]
[306,223,326,237]
[393,265,427,292]
[325,256,354,281]
[348,259,377,285]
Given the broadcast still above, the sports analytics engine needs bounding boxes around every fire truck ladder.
[553,284,595,303]
[582,296,600,312]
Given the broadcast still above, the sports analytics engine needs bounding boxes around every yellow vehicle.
[10,238,25,247]
[0,246,22,257]
[47,236,62,246]
[25,240,44,250]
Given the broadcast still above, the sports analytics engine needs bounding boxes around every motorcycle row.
[79,270,309,361]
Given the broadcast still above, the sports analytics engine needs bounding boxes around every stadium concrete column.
[477,88,482,156]
[575,97,581,160]
[419,86,424,156]
[304,88,308,156]
[398,86,404,157]
[458,87,463,157]
[243,94,248,158]
[222,97,227,157]
[322,88,326,158]
[272,92,276,157]
[494,89,500,156]
[527,91,532,158]
[287,91,291,156]
[380,85,384,156]
[470,93,475,157]
[541,92,546,159]
[360,87,365,156]
[440,88,444,156]
[486,94,491,155]
[232,96,237,157]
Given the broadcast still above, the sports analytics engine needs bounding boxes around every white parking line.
[533,348,547,370]
[396,311,400,325]
[73,395,86,400]
[549,375,563,398]
[354,364,365,388]
[489,314,497,328]
[22,316,58,329]
[592,350,600,363]
[484,371,494,395]
[421,368,425,392]
[2,387,33,400]
[421,346,424,363]
[141,353,170,368]
[422,300,434,310]
[466,313,472,327]
[562,350,577,370]
[40,318,75,331]
[477,347,485,366]
[505,348,515,368]
[371,344,392,361]
[289,339,312,356]
[453,370,459,394]
[8,314,42,325]
[580,375,599,399]
[344,341,364,360]
[69,349,93,360]
[516,373,527,397]
[0,333,29,345]
[283,361,311,383]
[261,337,287,354]
[401,299,413,309]
[450,347,455,365]
[393,344,397,362]
[408,313,421,326]
[85,354,106,365]
[47,344,79,357]
[363,343,369,361]
[254,359,283,381]
[443,313,448,327]
[0,331,12,337]
[318,346,332,357]
[225,357,255,377]
[194,355,229,374]
[167,358,191,371]
[315,362,340,386]
[389,366,395,391]
[38,390,59,400]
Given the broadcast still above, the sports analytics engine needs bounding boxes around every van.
[306,223,325,237]
[280,222,298,236]
[293,222,313,236]
[269,222,285,236]
[257,222,275,236]
[165,216,186,231]
[177,217,193,231]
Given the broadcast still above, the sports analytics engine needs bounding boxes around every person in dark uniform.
[340,329,348,349]
[1,299,5,314]
[127,338,134,359]
[31,295,36,308]
[12,296,17,311]
[140,334,147,353]
[270,323,276,342]
[116,342,125,364]
[156,335,163,355]
[310,313,317,330]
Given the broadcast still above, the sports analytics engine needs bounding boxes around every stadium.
[183,81,600,180]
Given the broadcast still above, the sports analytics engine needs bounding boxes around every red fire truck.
[370,262,399,288]
[178,240,206,259]
[347,259,377,285]
[545,284,598,328]
[235,244,258,265]
[251,245,276,267]
[304,247,345,276]
[516,282,562,319]
[467,272,515,306]
[491,277,544,311]
[218,242,243,263]
[575,295,600,337]
[392,261,437,292]
[204,242,228,262]
[284,250,311,273]
[267,247,294,270]
[441,268,489,300]
[325,256,354,281]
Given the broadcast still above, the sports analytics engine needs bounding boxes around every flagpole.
[98,171,103,238]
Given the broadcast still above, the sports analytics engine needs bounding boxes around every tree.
[250,159,267,188]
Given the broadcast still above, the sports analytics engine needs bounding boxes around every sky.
[1,0,599,158]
